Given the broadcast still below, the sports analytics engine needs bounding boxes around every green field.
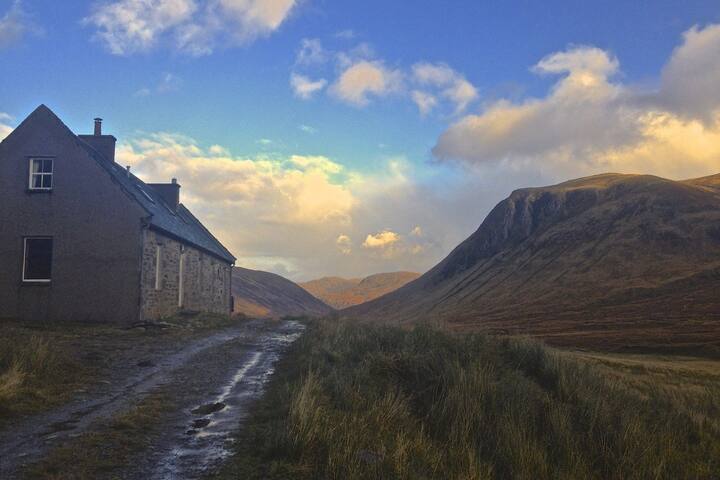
[216,319,720,480]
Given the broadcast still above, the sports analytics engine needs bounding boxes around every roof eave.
[147,223,235,264]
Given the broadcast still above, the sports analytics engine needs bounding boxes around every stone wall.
[140,229,232,320]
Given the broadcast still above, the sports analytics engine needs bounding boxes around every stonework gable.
[140,230,232,320]
[0,105,235,324]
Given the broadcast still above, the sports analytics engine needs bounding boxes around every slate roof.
[75,139,236,264]
[3,105,236,264]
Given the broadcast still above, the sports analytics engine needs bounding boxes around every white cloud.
[135,72,182,96]
[120,133,354,226]
[360,227,434,259]
[434,46,635,165]
[296,38,326,65]
[0,0,40,49]
[0,112,13,141]
[116,132,475,280]
[363,230,400,248]
[656,24,720,124]
[84,0,196,55]
[412,62,478,114]
[291,39,477,115]
[433,33,720,180]
[334,29,355,40]
[411,90,438,116]
[330,60,403,107]
[336,234,352,254]
[289,154,343,174]
[335,42,374,69]
[299,124,317,134]
[84,0,296,56]
[290,73,327,99]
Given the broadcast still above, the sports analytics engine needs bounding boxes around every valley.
[345,173,720,352]
[299,271,420,309]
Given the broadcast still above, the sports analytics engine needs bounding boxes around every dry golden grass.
[0,333,86,423]
[23,393,173,480]
[216,319,720,480]
[0,313,242,428]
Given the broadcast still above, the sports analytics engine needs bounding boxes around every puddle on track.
[152,321,304,479]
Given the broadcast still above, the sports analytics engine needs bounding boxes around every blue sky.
[2,1,720,279]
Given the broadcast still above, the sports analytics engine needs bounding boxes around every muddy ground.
[0,318,303,479]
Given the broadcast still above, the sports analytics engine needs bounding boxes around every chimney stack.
[79,116,116,163]
[148,179,181,212]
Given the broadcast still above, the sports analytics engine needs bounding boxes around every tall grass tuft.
[220,320,720,479]
[0,335,65,408]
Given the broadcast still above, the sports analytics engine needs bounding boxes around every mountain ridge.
[343,173,720,351]
[232,267,332,318]
[300,271,421,309]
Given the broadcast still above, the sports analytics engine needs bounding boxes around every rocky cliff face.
[344,173,720,351]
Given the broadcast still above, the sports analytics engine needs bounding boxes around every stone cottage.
[0,105,236,323]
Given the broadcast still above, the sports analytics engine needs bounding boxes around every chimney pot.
[126,165,131,177]
[94,118,102,136]
[171,178,177,184]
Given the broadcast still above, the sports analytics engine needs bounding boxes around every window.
[23,237,53,282]
[155,246,162,290]
[178,252,185,307]
[29,158,54,191]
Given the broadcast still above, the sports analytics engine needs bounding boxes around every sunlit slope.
[300,272,420,309]
[344,173,720,350]
[232,267,333,318]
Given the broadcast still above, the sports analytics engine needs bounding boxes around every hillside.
[232,267,333,318]
[344,173,720,351]
[300,272,420,309]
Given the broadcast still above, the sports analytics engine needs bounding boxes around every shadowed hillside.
[344,173,720,352]
[232,267,333,318]
[300,272,420,309]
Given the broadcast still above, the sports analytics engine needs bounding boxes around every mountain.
[300,272,421,309]
[344,173,720,351]
[232,267,333,318]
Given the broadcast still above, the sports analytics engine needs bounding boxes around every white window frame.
[28,158,54,191]
[22,237,53,283]
[154,246,162,290]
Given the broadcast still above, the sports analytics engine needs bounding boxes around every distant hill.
[232,267,333,318]
[300,272,420,309]
[344,173,720,352]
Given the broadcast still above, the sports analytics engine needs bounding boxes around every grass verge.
[22,392,173,480]
[0,313,244,429]
[215,319,720,480]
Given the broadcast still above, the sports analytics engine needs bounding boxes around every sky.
[1,0,720,281]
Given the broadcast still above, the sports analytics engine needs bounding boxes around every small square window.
[23,237,53,282]
[29,158,53,191]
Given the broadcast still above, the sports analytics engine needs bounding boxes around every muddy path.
[0,319,304,479]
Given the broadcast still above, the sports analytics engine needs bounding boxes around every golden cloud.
[433,26,720,180]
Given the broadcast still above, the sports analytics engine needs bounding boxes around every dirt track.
[0,319,303,479]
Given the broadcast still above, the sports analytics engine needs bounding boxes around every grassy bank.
[0,329,91,425]
[217,319,720,480]
[0,313,240,428]
[23,392,174,480]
